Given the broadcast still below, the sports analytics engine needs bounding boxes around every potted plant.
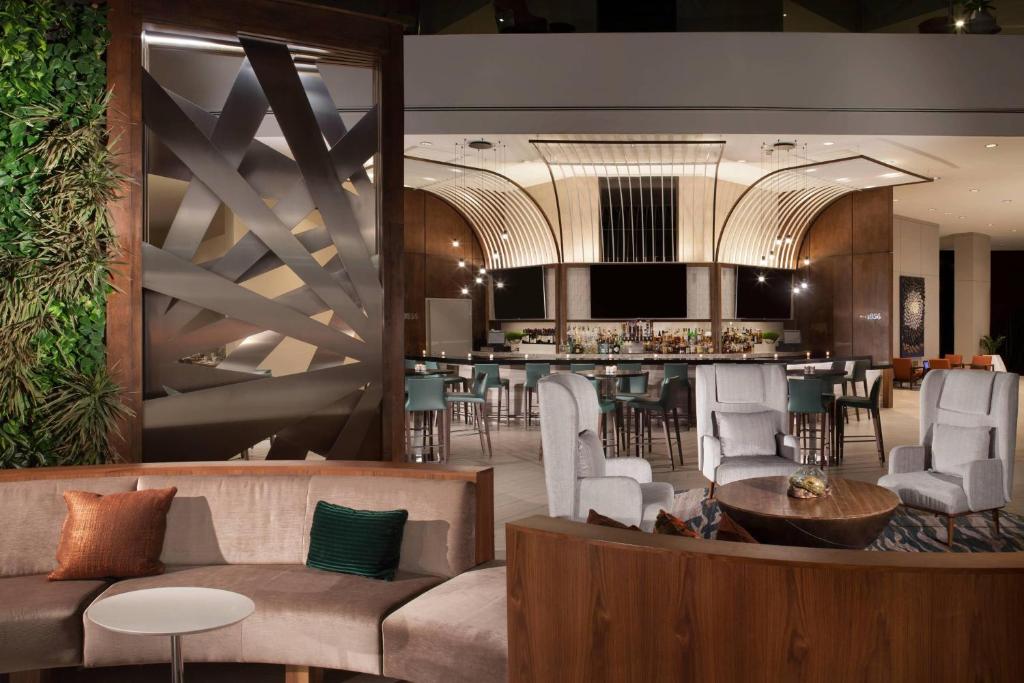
[505,331,524,352]
[963,0,1001,33]
[762,331,780,346]
[979,334,1006,355]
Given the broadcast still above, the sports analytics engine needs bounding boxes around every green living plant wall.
[0,0,127,467]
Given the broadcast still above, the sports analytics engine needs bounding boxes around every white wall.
[405,32,1024,136]
[893,216,940,359]
[941,232,992,357]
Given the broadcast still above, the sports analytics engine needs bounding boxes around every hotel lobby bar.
[2,1,1024,682]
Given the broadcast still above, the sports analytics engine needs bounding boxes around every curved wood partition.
[506,516,1024,683]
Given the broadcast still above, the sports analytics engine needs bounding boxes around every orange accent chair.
[971,355,994,370]
[891,358,923,389]
[944,354,964,368]
[928,358,952,371]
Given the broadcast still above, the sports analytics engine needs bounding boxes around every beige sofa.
[0,461,506,681]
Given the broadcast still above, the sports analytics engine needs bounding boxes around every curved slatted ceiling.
[531,139,725,263]
[717,156,931,268]
[405,156,559,269]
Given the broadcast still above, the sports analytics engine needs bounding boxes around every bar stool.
[836,376,884,464]
[614,363,649,454]
[445,372,492,459]
[588,377,620,456]
[662,363,691,429]
[404,358,418,370]
[474,363,510,428]
[842,359,870,422]
[627,376,686,469]
[405,376,449,463]
[523,362,550,427]
[788,377,831,467]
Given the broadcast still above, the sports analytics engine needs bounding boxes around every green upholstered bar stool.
[843,359,871,421]
[627,376,686,470]
[589,377,620,456]
[523,362,551,427]
[787,377,830,467]
[474,363,511,428]
[569,362,596,373]
[662,363,691,430]
[613,362,650,455]
[405,376,449,463]
[445,372,493,459]
[836,376,884,465]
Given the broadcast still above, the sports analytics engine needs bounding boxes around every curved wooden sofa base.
[507,516,1024,683]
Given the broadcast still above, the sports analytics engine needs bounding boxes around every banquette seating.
[0,462,506,682]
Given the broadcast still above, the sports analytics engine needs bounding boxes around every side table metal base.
[170,634,183,683]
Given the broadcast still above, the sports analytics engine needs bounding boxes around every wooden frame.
[900,501,1003,548]
[507,515,1024,682]
[105,0,405,463]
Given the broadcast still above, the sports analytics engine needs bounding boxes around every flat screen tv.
[735,265,793,320]
[589,264,687,319]
[492,266,547,319]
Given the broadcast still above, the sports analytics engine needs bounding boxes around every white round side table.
[86,586,255,683]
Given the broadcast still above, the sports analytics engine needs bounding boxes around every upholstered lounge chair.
[696,364,801,497]
[878,369,1019,546]
[538,373,674,531]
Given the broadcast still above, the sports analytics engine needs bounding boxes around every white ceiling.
[403,133,1024,249]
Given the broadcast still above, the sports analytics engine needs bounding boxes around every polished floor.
[438,386,1024,557]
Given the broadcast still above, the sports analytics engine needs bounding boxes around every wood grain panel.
[853,251,893,360]
[808,195,851,258]
[507,516,1024,683]
[852,187,894,254]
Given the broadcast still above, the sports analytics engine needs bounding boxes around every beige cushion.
[0,477,138,577]
[0,574,108,673]
[84,564,441,674]
[383,562,507,683]
[306,475,477,578]
[931,423,991,477]
[138,475,311,565]
[715,411,777,457]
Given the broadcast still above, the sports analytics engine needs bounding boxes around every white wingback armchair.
[696,364,802,495]
[538,373,674,530]
[878,369,1019,545]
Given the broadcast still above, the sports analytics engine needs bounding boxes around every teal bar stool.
[628,376,686,469]
[589,377,620,456]
[474,363,511,428]
[523,362,551,427]
[445,372,492,459]
[787,377,830,467]
[405,376,449,463]
[404,358,418,370]
[662,362,691,429]
[569,362,596,373]
[836,376,884,465]
[843,359,871,421]
[613,362,650,456]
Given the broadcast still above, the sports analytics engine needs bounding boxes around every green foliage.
[0,0,128,467]
[980,335,1006,355]
[761,331,780,343]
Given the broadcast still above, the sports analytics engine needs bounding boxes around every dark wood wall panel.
[793,188,893,361]
[507,517,1024,683]
[403,189,486,354]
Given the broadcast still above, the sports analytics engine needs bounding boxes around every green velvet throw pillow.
[306,501,408,581]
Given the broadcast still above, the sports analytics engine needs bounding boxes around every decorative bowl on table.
[788,465,831,498]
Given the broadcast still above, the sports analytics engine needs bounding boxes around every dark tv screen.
[735,266,793,320]
[589,264,687,319]
[492,266,547,319]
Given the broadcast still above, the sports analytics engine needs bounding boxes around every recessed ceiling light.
[969,188,979,193]
[737,159,746,164]
[879,172,903,178]
[1013,229,1019,233]
[933,176,941,181]
[985,143,998,148]
[944,212,952,216]
[893,198,900,202]
[1002,199,1013,204]
[988,223,994,227]
[823,141,835,146]
[423,177,436,182]
[419,141,433,147]
[836,177,850,183]
[928,208,937,212]
[805,168,818,173]
[864,185,876,189]
[958,215,966,219]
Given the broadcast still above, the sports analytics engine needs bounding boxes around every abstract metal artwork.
[141,34,382,461]
[900,276,926,358]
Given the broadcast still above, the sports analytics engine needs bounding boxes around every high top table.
[87,587,255,682]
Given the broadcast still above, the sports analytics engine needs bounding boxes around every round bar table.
[87,587,255,682]
[715,476,899,549]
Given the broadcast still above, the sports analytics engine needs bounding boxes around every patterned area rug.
[672,488,1024,552]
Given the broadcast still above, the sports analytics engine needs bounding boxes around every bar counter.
[419,351,856,367]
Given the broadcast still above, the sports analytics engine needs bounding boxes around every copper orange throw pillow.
[654,509,700,538]
[49,487,177,581]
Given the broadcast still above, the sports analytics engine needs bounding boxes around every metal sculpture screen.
[141,33,382,460]
[899,276,926,358]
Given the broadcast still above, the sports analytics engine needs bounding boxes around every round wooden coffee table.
[715,476,899,549]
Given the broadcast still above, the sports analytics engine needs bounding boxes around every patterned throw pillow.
[653,509,700,538]
[306,501,408,581]
[586,509,641,531]
[49,487,178,581]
